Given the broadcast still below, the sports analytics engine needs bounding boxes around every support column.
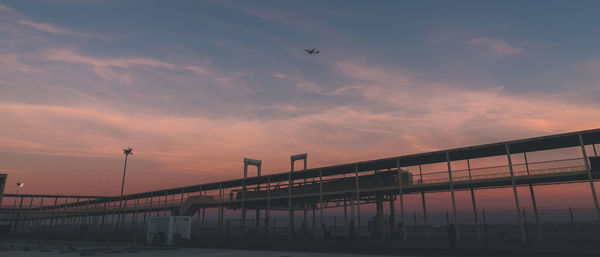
[265,177,271,236]
[396,160,407,240]
[524,152,542,240]
[15,196,23,232]
[446,152,460,243]
[288,154,305,240]
[312,206,316,235]
[36,197,44,233]
[241,166,247,239]
[419,164,429,240]
[133,198,139,231]
[579,134,600,221]
[319,169,324,239]
[121,197,128,228]
[49,197,58,232]
[303,158,308,236]
[389,196,395,238]
[100,201,107,232]
[288,168,293,239]
[241,158,261,238]
[83,198,90,228]
[343,174,348,237]
[143,193,152,229]
[202,193,206,235]
[72,198,80,232]
[505,144,526,243]
[255,164,261,232]
[218,184,223,238]
[375,194,385,238]
[163,193,167,216]
[60,198,67,232]
[350,197,355,237]
[354,165,361,239]
[467,159,481,241]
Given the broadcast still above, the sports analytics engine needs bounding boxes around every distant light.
[16,182,24,187]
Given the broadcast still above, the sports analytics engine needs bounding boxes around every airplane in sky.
[305,48,320,54]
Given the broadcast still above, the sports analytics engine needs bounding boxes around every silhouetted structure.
[1,129,600,247]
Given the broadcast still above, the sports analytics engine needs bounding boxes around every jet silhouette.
[305,48,320,54]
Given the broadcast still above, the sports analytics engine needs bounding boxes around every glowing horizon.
[1,1,600,212]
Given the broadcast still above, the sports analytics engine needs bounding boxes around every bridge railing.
[416,157,587,185]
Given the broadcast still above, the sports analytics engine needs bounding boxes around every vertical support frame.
[505,144,527,243]
[579,134,600,221]
[396,159,407,240]
[289,153,307,239]
[242,158,262,239]
[446,152,460,243]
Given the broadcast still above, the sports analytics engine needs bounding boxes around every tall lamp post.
[118,147,133,228]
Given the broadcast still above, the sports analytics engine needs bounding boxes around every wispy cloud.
[467,37,523,57]
[0,3,111,41]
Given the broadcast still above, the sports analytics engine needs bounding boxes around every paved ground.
[2,247,417,257]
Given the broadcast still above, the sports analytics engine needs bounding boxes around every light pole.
[14,182,24,207]
[118,147,133,228]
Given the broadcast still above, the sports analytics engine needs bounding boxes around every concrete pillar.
[446,152,460,243]
[579,134,600,221]
[396,160,407,240]
[505,144,527,243]
[467,159,481,241]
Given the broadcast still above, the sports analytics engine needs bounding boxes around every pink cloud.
[468,37,523,57]
[0,4,111,41]
[17,19,111,41]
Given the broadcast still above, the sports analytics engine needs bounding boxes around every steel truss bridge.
[1,128,599,244]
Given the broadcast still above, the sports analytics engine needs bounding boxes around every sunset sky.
[1,0,600,210]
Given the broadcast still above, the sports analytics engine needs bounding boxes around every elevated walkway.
[179,195,219,216]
